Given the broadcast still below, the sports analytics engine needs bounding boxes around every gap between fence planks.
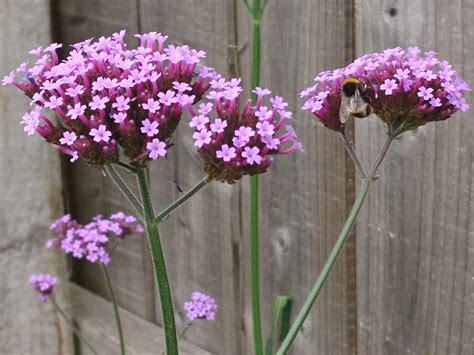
[53,0,158,324]
[39,1,474,355]
[0,0,73,354]
[139,1,243,353]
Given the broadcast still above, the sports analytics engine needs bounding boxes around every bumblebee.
[339,78,373,123]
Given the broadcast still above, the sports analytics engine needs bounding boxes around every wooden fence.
[1,0,473,354]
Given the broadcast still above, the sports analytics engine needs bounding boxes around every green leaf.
[265,296,292,355]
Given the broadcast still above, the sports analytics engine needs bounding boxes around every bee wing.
[350,88,364,111]
[346,88,372,119]
[339,95,352,124]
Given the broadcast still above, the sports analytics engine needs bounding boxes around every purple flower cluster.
[47,212,144,264]
[301,47,470,136]
[183,292,218,321]
[187,81,302,183]
[2,30,218,166]
[29,274,58,301]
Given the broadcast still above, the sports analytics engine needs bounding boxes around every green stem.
[105,165,143,217]
[108,239,120,257]
[177,322,192,339]
[135,168,178,355]
[161,322,192,355]
[368,136,393,177]
[249,0,263,354]
[340,131,367,179]
[250,3,261,95]
[276,179,373,355]
[243,0,252,12]
[115,161,137,173]
[250,172,263,355]
[276,134,393,354]
[102,264,125,355]
[154,175,210,225]
[49,297,100,355]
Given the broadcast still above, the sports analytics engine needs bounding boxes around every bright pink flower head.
[29,274,58,301]
[187,79,302,183]
[2,30,219,166]
[46,212,143,264]
[301,47,470,136]
[183,292,218,321]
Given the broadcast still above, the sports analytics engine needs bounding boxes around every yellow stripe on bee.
[343,77,361,85]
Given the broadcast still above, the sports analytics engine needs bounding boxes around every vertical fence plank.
[0,1,73,354]
[139,1,242,353]
[355,1,474,354]
[52,0,158,323]
[239,0,357,354]
[28,1,474,354]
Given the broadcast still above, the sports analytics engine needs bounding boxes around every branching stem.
[154,176,210,225]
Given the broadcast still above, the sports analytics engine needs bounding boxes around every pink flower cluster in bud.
[29,274,58,301]
[301,47,470,136]
[183,291,218,321]
[187,81,302,183]
[47,212,144,264]
[2,30,218,166]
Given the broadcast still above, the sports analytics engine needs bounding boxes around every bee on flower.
[301,47,470,137]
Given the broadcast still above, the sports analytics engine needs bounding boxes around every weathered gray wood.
[45,1,474,354]
[54,0,159,324]
[139,1,243,353]
[70,282,210,354]
[0,1,73,354]
[236,1,357,354]
[355,1,474,354]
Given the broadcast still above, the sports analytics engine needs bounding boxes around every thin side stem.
[243,0,252,12]
[250,0,263,353]
[340,131,367,178]
[368,135,393,177]
[154,175,210,225]
[135,168,178,355]
[102,264,125,355]
[50,297,99,355]
[161,322,192,355]
[105,165,143,217]
[115,161,137,173]
[261,0,270,15]
[108,239,120,257]
[177,322,192,339]
[276,180,373,355]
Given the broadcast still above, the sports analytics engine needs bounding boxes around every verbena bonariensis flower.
[187,81,302,184]
[29,274,58,301]
[2,30,218,166]
[47,212,144,264]
[301,47,470,136]
[183,292,218,321]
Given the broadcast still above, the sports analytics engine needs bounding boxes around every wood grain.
[53,0,159,323]
[238,0,357,354]
[355,1,474,354]
[0,1,73,354]
[36,1,474,354]
[139,1,242,353]
[70,282,210,354]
